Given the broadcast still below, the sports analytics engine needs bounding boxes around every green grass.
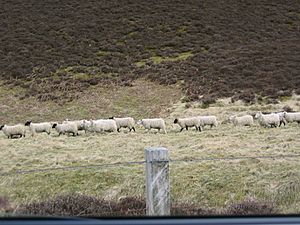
[96,50,110,57]
[135,51,193,67]
[177,25,187,34]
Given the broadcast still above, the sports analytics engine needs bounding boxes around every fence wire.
[1,153,300,177]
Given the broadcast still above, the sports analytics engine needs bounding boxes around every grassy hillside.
[0,0,300,216]
[0,0,299,102]
[1,89,300,213]
[0,79,182,123]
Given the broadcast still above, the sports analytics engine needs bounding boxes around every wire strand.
[1,154,300,177]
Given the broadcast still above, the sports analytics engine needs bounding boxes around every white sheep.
[90,119,117,133]
[82,120,93,133]
[52,122,79,136]
[63,119,85,131]
[229,115,254,126]
[109,117,135,132]
[174,117,202,132]
[197,116,218,128]
[24,121,52,136]
[137,118,167,134]
[283,112,300,124]
[0,124,26,138]
[255,112,280,128]
[275,112,287,127]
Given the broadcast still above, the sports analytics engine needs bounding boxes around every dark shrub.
[171,202,217,216]
[224,198,277,216]
[0,196,13,213]
[282,105,293,112]
[15,194,278,217]
[232,91,256,104]
[200,95,216,108]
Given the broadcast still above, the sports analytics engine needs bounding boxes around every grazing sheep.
[283,112,300,124]
[52,122,78,136]
[90,119,117,133]
[24,121,52,136]
[137,118,167,134]
[229,115,253,126]
[275,112,287,127]
[255,112,280,128]
[197,116,218,128]
[174,117,202,132]
[0,124,26,138]
[109,117,135,132]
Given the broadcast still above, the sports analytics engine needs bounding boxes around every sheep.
[229,115,254,126]
[90,119,117,133]
[174,117,202,132]
[109,117,135,132]
[63,119,85,131]
[197,116,218,128]
[275,112,287,127]
[254,111,280,128]
[82,120,93,133]
[283,111,300,124]
[137,118,167,134]
[24,121,52,136]
[0,124,26,138]
[52,122,78,136]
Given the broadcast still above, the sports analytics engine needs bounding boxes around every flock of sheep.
[0,111,299,139]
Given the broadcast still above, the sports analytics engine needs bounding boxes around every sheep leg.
[198,126,202,132]
[195,126,198,131]
[117,128,120,132]
[132,127,136,132]
[180,127,184,132]
[210,124,213,128]
[186,126,188,131]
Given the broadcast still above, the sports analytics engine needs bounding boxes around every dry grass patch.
[0,92,300,214]
[0,79,182,123]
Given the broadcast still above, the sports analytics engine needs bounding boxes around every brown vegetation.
[0,0,299,102]
[14,194,277,216]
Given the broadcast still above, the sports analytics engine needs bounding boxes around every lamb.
[255,111,280,128]
[229,115,254,126]
[137,118,167,134]
[283,112,300,124]
[0,124,26,138]
[174,117,202,132]
[52,122,79,136]
[197,116,218,128]
[90,119,117,133]
[24,121,52,136]
[109,117,135,132]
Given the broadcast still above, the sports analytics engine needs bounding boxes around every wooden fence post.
[145,147,170,216]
